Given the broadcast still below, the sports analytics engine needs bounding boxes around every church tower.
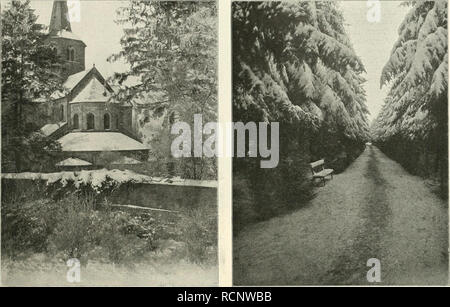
[48,0,86,79]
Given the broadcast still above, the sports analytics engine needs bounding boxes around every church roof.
[56,158,93,167]
[64,68,95,91]
[57,132,148,152]
[71,77,111,103]
[50,30,86,45]
[41,121,67,136]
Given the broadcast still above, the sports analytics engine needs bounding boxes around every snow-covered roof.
[41,122,67,136]
[56,158,93,167]
[64,69,90,91]
[57,132,148,152]
[71,77,110,103]
[111,156,143,165]
[50,30,86,46]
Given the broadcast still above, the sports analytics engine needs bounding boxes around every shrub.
[45,169,153,208]
[1,199,58,259]
[178,206,217,264]
[95,210,159,265]
[2,191,217,266]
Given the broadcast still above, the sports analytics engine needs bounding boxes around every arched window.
[87,113,95,130]
[67,47,75,61]
[51,46,57,56]
[104,113,110,130]
[73,114,79,129]
[60,105,64,121]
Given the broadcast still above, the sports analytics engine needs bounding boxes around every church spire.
[49,0,72,35]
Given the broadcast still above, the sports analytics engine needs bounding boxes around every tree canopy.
[233,1,370,141]
[1,0,63,172]
[109,1,217,179]
[372,0,448,141]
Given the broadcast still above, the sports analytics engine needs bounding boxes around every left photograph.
[1,0,218,286]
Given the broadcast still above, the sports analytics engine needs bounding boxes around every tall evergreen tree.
[109,1,217,179]
[232,2,370,228]
[372,0,448,195]
[1,0,63,172]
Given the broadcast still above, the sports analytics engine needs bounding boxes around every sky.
[29,0,128,78]
[25,1,409,122]
[339,1,409,122]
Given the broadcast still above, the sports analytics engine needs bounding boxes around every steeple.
[47,0,86,79]
[49,0,72,35]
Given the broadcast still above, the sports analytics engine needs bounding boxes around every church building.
[41,1,149,169]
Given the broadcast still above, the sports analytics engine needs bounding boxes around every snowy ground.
[2,255,217,286]
[233,146,448,285]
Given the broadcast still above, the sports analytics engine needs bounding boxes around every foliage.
[372,0,448,196]
[44,169,152,206]
[47,197,100,264]
[2,192,216,265]
[232,2,369,230]
[1,0,64,172]
[177,206,217,264]
[109,1,217,180]
[374,0,447,141]
[1,199,58,259]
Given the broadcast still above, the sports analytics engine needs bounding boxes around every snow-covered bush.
[44,169,153,206]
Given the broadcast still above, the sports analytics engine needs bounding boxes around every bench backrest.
[310,159,325,174]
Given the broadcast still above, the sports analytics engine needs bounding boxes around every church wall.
[122,107,133,132]
[50,97,68,123]
[70,102,120,131]
[50,38,86,78]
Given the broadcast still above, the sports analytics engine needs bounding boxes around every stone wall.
[60,150,148,165]
[50,37,86,78]
[1,178,217,211]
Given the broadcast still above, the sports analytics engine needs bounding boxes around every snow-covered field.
[2,249,218,286]
[234,146,448,285]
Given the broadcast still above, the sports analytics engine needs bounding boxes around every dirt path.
[233,146,448,285]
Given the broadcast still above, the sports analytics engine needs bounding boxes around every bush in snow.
[45,169,153,207]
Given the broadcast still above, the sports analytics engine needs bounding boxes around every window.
[60,105,64,121]
[73,114,79,129]
[116,116,120,129]
[67,47,75,61]
[87,113,95,130]
[104,113,110,130]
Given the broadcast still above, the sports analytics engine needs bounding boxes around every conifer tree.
[372,0,447,195]
[1,0,63,172]
[109,1,217,179]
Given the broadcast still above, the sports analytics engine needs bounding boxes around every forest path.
[233,146,448,285]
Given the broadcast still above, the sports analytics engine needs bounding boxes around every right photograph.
[232,0,448,285]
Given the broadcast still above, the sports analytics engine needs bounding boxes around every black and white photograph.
[1,0,218,286]
[1,0,449,290]
[232,1,448,285]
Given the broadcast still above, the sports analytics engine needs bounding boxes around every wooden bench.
[310,159,334,186]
